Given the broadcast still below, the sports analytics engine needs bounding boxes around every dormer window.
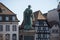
[0,8,2,13]
[12,16,15,21]
[0,16,2,21]
[5,16,9,21]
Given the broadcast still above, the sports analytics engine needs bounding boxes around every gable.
[0,2,15,15]
[37,11,46,20]
[33,10,46,20]
[51,24,59,30]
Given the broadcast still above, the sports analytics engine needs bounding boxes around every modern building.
[33,10,50,40]
[0,2,19,40]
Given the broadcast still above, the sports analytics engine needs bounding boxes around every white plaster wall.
[0,22,19,40]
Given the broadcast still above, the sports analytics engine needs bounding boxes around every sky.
[0,0,59,25]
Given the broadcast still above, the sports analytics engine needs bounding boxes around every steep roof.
[0,2,15,15]
[0,2,19,22]
[33,10,46,21]
[43,13,47,18]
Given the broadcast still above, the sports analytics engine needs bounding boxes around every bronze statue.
[24,5,33,29]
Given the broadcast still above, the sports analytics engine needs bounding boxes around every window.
[6,16,9,21]
[0,16,2,21]
[46,27,49,30]
[41,34,43,38]
[44,21,47,26]
[35,21,39,26]
[47,34,50,38]
[12,16,15,21]
[12,34,17,40]
[37,34,49,40]
[41,27,43,30]
[38,34,41,38]
[12,25,17,31]
[0,8,2,13]
[0,34,3,40]
[38,27,41,31]
[19,35,23,40]
[38,34,49,38]
[6,25,10,31]
[39,21,44,26]
[52,29,58,33]
[43,27,46,30]
[0,25,3,31]
[5,34,10,40]
[43,34,47,38]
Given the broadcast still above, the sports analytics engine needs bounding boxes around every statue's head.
[28,5,31,9]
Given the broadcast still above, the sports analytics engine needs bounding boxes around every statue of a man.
[24,5,33,30]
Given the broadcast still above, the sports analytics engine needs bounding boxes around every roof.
[33,10,46,21]
[43,13,47,18]
[48,21,59,27]
[0,2,19,22]
[19,10,50,29]
[0,2,15,15]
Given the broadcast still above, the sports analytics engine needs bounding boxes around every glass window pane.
[35,21,39,26]
[12,34,17,40]
[0,16,2,21]
[6,25,10,31]
[43,27,46,30]
[39,21,44,26]
[6,16,9,21]
[38,27,41,30]
[52,29,58,33]
[12,25,17,31]
[46,27,48,30]
[12,16,15,21]
[0,25,3,31]
[5,34,10,40]
[41,34,43,38]
[44,21,47,26]
[41,27,43,30]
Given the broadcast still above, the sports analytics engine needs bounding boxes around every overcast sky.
[0,0,59,25]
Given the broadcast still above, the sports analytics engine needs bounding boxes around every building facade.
[47,2,60,40]
[50,23,59,40]
[33,10,50,40]
[19,2,60,40]
[0,2,19,40]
